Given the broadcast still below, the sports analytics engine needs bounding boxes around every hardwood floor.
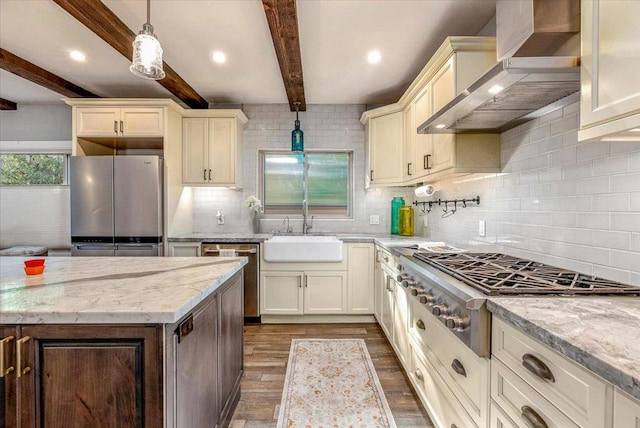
[230,323,434,428]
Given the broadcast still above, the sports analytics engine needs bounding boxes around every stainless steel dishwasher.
[201,243,260,323]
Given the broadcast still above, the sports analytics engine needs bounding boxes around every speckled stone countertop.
[488,297,640,401]
[0,257,247,324]
[168,232,427,247]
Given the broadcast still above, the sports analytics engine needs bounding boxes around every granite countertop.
[0,256,247,324]
[488,297,640,401]
[168,232,428,247]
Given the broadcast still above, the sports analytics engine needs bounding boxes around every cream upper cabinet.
[76,107,164,137]
[182,116,243,186]
[413,87,434,179]
[368,111,404,186]
[579,0,640,141]
[403,104,416,181]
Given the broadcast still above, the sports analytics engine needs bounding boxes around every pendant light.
[291,101,304,152]
[130,0,165,80]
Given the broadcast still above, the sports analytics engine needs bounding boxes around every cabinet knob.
[451,358,467,377]
[415,368,424,381]
[521,405,548,428]
[415,319,426,330]
[522,354,555,383]
[0,335,15,377]
[16,336,31,378]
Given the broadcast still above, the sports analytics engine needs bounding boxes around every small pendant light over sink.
[291,101,304,152]
[130,0,165,80]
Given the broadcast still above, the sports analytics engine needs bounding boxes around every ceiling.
[0,0,496,108]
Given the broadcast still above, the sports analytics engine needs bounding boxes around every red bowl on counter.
[24,259,45,268]
[24,265,45,275]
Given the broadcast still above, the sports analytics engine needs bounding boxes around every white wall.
[0,104,71,141]
[421,102,640,286]
[191,104,413,234]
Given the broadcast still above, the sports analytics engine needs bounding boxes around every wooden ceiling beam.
[0,48,97,98]
[0,98,18,110]
[262,0,306,111]
[52,0,208,109]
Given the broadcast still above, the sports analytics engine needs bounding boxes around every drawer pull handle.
[522,354,555,383]
[521,405,548,428]
[0,335,15,377]
[451,358,466,377]
[16,336,31,378]
[114,120,118,134]
[416,319,425,330]
[415,368,424,381]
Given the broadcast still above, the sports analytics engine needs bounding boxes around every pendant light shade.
[291,101,304,152]
[130,0,165,80]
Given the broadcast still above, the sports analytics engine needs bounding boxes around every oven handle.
[202,248,257,255]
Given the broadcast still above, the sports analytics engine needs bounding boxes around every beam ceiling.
[0,98,18,111]
[262,0,306,111]
[52,0,208,109]
[0,48,97,99]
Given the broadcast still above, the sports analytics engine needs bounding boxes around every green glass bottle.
[291,119,304,152]
[390,197,405,235]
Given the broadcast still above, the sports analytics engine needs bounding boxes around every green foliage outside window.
[0,154,65,185]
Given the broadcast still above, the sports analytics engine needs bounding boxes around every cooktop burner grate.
[412,252,640,296]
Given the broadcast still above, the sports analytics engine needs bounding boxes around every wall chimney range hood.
[417,56,580,134]
[418,0,580,134]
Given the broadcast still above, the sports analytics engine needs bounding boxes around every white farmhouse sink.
[263,235,343,262]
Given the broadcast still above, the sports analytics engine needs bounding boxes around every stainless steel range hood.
[417,56,580,134]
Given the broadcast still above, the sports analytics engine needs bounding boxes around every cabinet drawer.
[614,388,640,427]
[491,358,578,428]
[409,344,478,428]
[409,297,489,422]
[492,318,608,427]
[490,400,517,428]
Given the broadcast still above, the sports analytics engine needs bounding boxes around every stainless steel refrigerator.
[70,156,163,256]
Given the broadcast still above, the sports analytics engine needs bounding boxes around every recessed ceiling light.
[69,50,86,62]
[212,51,226,64]
[367,50,382,64]
[488,85,504,94]
[435,124,447,129]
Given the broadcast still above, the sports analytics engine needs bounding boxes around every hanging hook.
[443,201,448,213]
[462,199,467,208]
[451,200,458,214]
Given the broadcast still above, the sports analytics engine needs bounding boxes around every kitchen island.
[0,256,247,428]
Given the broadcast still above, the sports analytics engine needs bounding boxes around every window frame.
[258,149,354,219]
[0,141,72,186]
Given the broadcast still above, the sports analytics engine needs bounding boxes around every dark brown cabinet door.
[1,326,18,428]
[174,295,219,428]
[19,325,162,428]
[218,272,244,425]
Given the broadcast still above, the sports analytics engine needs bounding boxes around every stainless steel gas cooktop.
[411,252,640,296]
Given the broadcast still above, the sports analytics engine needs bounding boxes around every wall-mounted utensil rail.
[413,196,480,217]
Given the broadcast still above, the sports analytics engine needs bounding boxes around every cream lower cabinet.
[76,107,164,138]
[167,242,202,257]
[579,0,640,141]
[260,270,346,315]
[347,243,375,314]
[614,389,640,426]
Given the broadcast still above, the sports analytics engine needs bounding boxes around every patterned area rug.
[276,339,397,428]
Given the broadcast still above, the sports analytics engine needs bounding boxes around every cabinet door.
[19,325,162,427]
[403,104,415,181]
[218,273,243,425]
[392,282,409,367]
[432,56,455,114]
[0,326,17,428]
[120,107,164,136]
[303,271,348,314]
[580,0,640,133]
[380,272,395,341]
[373,252,383,323]
[208,118,235,185]
[76,107,120,136]
[260,271,304,315]
[183,118,209,184]
[174,295,219,428]
[369,112,404,185]
[347,243,374,314]
[168,242,202,257]
[413,87,434,178]
[614,388,640,427]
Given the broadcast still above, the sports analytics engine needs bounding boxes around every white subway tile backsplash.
[577,141,610,161]
[610,250,640,272]
[593,194,630,212]
[593,155,629,176]
[562,160,593,179]
[577,176,610,194]
[576,212,610,229]
[611,172,640,192]
[611,213,640,232]
[593,230,631,250]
